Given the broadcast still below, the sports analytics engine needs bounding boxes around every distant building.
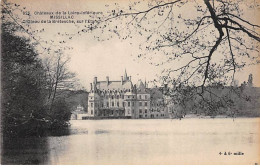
[88,70,134,118]
[71,104,88,120]
[85,70,171,119]
[75,104,84,112]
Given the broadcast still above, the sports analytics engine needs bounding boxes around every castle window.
[145,102,147,106]
[107,102,109,107]
[128,102,130,107]
[117,102,119,107]
[139,95,141,99]
[112,102,114,107]
[139,102,142,106]
[91,103,93,107]
[112,96,114,99]
[145,95,147,99]
[117,95,119,99]
[128,96,130,98]
[91,110,93,114]
[145,109,147,113]
[139,109,142,113]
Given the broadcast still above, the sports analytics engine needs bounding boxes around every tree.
[42,53,78,113]
[49,98,71,129]
[1,19,47,136]
[75,0,259,88]
[1,1,78,136]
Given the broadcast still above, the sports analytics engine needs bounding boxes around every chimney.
[90,83,93,91]
[106,76,109,85]
[93,77,97,91]
[93,77,97,84]
[121,76,123,84]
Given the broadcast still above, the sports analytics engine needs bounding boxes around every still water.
[2,118,260,165]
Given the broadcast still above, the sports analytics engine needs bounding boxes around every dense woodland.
[1,17,79,137]
[169,81,260,118]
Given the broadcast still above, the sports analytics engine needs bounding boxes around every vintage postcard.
[1,0,260,165]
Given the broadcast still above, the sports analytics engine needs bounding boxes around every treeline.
[56,90,88,111]
[1,15,78,137]
[169,81,260,118]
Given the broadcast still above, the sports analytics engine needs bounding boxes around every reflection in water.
[2,136,49,164]
[1,118,260,165]
[1,128,72,165]
[95,130,110,134]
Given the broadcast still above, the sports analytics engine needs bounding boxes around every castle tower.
[124,90,136,118]
[124,69,128,81]
[88,77,100,117]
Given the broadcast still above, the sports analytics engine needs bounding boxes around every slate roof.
[96,80,133,91]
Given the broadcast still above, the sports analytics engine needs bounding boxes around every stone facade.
[86,70,170,119]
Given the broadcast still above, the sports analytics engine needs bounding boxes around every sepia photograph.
[1,0,260,165]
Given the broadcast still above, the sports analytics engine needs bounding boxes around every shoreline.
[176,114,260,119]
[71,114,260,120]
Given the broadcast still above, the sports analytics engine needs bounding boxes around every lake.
[1,118,259,165]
